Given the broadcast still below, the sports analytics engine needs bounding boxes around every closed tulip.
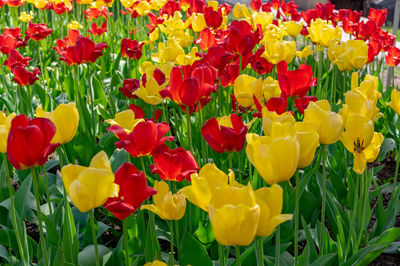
[246,122,299,185]
[262,107,295,136]
[277,61,317,97]
[284,21,302,37]
[36,103,79,144]
[0,112,16,153]
[255,184,292,237]
[304,100,344,145]
[294,122,319,168]
[61,151,119,212]
[387,89,400,115]
[232,2,250,19]
[263,40,296,64]
[208,183,260,246]
[141,181,186,220]
[233,74,263,108]
[180,163,236,212]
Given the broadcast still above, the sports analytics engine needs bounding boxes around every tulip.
[233,74,263,108]
[89,22,107,36]
[180,163,236,212]
[232,3,250,19]
[106,109,144,134]
[284,21,302,37]
[295,96,318,114]
[58,36,108,65]
[150,144,199,182]
[201,113,248,153]
[11,63,41,86]
[62,151,119,212]
[144,260,168,266]
[255,184,292,237]
[295,46,313,59]
[208,183,260,246]
[307,19,341,47]
[121,38,145,60]
[134,68,167,105]
[304,100,344,145]
[277,61,317,97]
[262,107,295,136]
[119,79,140,99]
[191,13,207,32]
[262,77,281,103]
[328,40,368,71]
[7,114,59,170]
[228,20,261,56]
[18,11,34,22]
[0,112,16,153]
[246,122,299,185]
[368,8,387,27]
[387,89,400,115]
[250,46,274,76]
[26,21,52,41]
[104,163,157,220]
[294,122,320,168]
[0,31,20,55]
[36,103,79,144]
[141,181,186,220]
[67,21,83,30]
[263,40,296,65]
[204,6,223,29]
[385,46,400,67]
[108,120,174,157]
[4,49,30,70]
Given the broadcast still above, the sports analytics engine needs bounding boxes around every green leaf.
[310,253,336,266]
[179,232,212,266]
[378,138,396,162]
[78,244,112,266]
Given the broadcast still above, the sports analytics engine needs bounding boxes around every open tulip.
[233,74,263,108]
[119,79,140,99]
[294,122,319,168]
[134,68,167,105]
[368,8,387,27]
[61,151,119,213]
[104,163,156,220]
[106,109,144,134]
[7,114,59,170]
[0,112,16,153]
[121,38,145,60]
[4,49,30,70]
[11,63,41,86]
[304,100,344,145]
[141,181,186,220]
[277,61,317,97]
[180,163,236,212]
[385,46,400,67]
[307,19,341,47]
[150,144,199,182]
[208,183,260,246]
[26,21,52,41]
[387,89,400,115]
[58,36,108,65]
[328,40,368,71]
[201,113,248,153]
[255,184,292,237]
[36,103,79,144]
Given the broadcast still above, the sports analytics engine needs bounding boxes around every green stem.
[317,47,323,99]
[174,220,180,257]
[294,170,299,265]
[169,220,174,266]
[237,152,242,184]
[235,246,241,266]
[344,172,360,260]
[256,237,264,266]
[31,168,49,266]
[89,210,100,266]
[3,155,26,265]
[229,152,233,172]
[42,167,53,221]
[392,148,399,197]
[186,107,193,152]
[320,144,327,255]
[140,156,146,174]
[123,218,130,266]
[275,226,280,266]
[357,170,369,249]
[218,243,225,266]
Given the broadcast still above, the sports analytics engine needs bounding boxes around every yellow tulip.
[141,181,186,220]
[33,0,47,8]
[68,20,83,30]
[262,107,295,136]
[144,260,167,266]
[255,184,292,237]
[120,0,134,9]
[105,109,144,134]
[284,21,302,37]
[262,77,281,103]
[263,40,296,64]
[176,46,200,65]
[207,0,218,10]
[307,19,341,47]
[61,151,119,213]
[36,103,79,144]
[18,11,34,23]
[387,89,400,114]
[304,100,344,145]
[232,2,250,19]
[246,122,299,185]
[191,13,207,32]
[340,114,383,174]
[135,0,150,15]
[140,61,174,80]
[294,122,320,168]
[253,11,273,31]
[296,46,313,59]
[233,74,263,108]
[208,183,260,246]
[328,40,368,71]
[0,112,16,153]
[134,67,167,105]
[151,39,185,64]
[261,24,285,44]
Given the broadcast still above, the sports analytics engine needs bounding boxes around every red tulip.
[277,61,317,98]
[369,8,387,27]
[6,0,24,7]
[58,36,108,65]
[315,1,334,20]
[201,113,247,153]
[266,96,287,115]
[220,63,239,87]
[104,163,157,220]
[7,114,59,170]
[83,7,111,20]
[50,2,73,14]
[26,22,52,41]
[0,29,22,55]
[150,144,199,182]
[108,121,174,157]
[54,29,80,54]
[4,49,31,70]
[119,79,140,99]
[249,46,273,75]
[386,46,400,67]
[203,46,234,72]
[227,20,261,57]
[195,28,215,51]
[204,6,223,29]
[121,38,144,60]
[356,20,376,40]
[367,40,382,63]
[250,0,262,11]
[11,63,41,86]
[295,96,318,114]
[89,22,107,36]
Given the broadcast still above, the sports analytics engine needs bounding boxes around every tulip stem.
[31,168,49,266]
[123,218,130,266]
[275,226,280,266]
[42,167,53,221]
[294,170,299,265]
[256,237,264,266]
[320,144,327,255]
[392,147,399,199]
[229,152,233,173]
[89,210,100,266]
[3,155,27,265]
[186,107,193,153]
[169,220,174,266]
[237,152,243,184]
[235,246,241,266]
[218,243,225,266]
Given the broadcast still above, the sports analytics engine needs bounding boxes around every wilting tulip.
[385,46,400,67]
[387,89,400,114]
[262,107,295,136]
[328,40,368,71]
[36,103,79,144]
[201,113,248,153]
[104,163,157,220]
[106,109,144,134]
[0,112,16,153]
[277,61,317,97]
[11,63,41,86]
[250,46,274,76]
[141,181,186,220]
[307,19,341,47]
[61,151,119,213]
[26,21,52,41]
[180,163,236,212]
[233,74,263,108]
[294,122,319,168]
[150,144,199,182]
[247,123,299,184]
[7,114,59,170]
[108,120,174,157]
[255,184,292,237]
[121,38,145,60]
[340,114,383,174]
[304,100,344,145]
[208,183,260,246]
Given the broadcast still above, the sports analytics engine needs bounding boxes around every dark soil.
[25,221,39,243]
[370,254,400,266]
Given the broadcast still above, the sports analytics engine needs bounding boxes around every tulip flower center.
[354,138,366,153]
